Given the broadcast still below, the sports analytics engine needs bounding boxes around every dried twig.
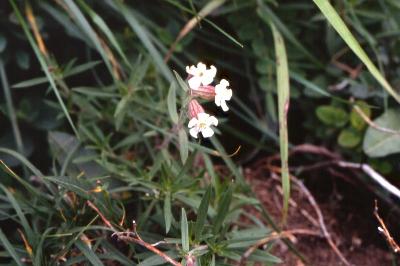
[351,101,400,135]
[25,3,48,58]
[87,200,116,231]
[238,229,319,266]
[337,161,400,200]
[113,222,182,266]
[86,201,182,266]
[267,143,400,200]
[291,176,351,266]
[373,200,400,253]
[331,47,363,79]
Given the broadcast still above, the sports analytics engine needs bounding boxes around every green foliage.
[363,109,400,157]
[1,0,400,264]
[316,105,349,127]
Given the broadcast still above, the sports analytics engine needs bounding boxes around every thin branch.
[352,101,400,135]
[112,222,182,266]
[374,200,400,253]
[87,200,116,231]
[86,201,181,266]
[291,176,351,266]
[337,161,400,200]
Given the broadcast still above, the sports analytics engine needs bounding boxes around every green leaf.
[195,186,211,241]
[247,249,282,264]
[178,128,189,164]
[138,250,179,266]
[313,0,400,103]
[181,208,189,253]
[164,192,172,234]
[338,128,361,148]
[12,60,101,89]
[75,240,105,266]
[0,229,23,266]
[62,0,117,81]
[167,83,179,124]
[10,1,78,136]
[111,1,173,82]
[350,101,371,131]
[0,184,34,243]
[173,70,189,92]
[213,185,232,234]
[270,21,290,222]
[316,105,349,127]
[363,109,400,157]
[0,59,24,161]
[77,0,131,67]
[257,0,321,67]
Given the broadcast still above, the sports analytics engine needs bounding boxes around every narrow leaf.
[164,192,172,234]
[195,186,211,241]
[173,70,189,92]
[213,185,232,234]
[10,0,78,136]
[75,240,105,266]
[0,229,24,266]
[178,128,189,164]
[181,208,189,253]
[270,22,290,222]
[167,83,179,124]
[313,0,400,103]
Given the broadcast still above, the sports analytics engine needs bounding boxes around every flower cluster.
[186,62,233,138]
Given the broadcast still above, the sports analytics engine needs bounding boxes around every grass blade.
[270,22,290,222]
[77,0,131,68]
[111,1,173,82]
[0,229,24,266]
[313,0,400,104]
[10,0,78,136]
[75,240,105,266]
[0,184,34,245]
[0,59,24,158]
[257,0,322,68]
[62,0,118,81]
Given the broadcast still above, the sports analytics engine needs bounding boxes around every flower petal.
[214,94,221,106]
[201,74,214,86]
[188,118,198,128]
[201,127,214,138]
[221,100,229,112]
[201,66,217,86]
[188,76,202,89]
[207,115,218,126]
[189,127,200,138]
[220,79,229,87]
[197,112,210,122]
[197,62,206,72]
[224,89,233,100]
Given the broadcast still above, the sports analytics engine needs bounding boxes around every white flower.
[186,62,217,90]
[188,112,218,138]
[215,79,232,112]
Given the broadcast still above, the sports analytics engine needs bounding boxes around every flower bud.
[191,85,216,100]
[186,255,196,266]
[188,99,205,119]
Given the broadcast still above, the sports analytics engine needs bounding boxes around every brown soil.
[244,161,400,266]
